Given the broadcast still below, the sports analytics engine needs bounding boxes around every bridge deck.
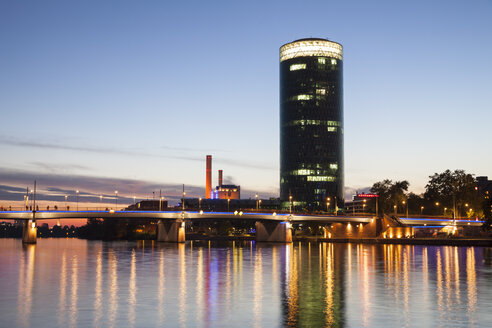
[0,211,483,226]
[0,210,373,223]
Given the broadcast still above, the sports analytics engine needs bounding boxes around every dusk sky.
[1,0,491,207]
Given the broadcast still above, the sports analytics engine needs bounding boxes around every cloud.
[29,162,93,173]
[0,136,275,171]
[0,167,278,205]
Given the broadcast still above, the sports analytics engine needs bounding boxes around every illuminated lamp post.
[420,206,424,215]
[435,202,440,216]
[182,191,186,212]
[402,200,408,218]
[255,193,259,210]
[76,190,79,211]
[199,197,202,210]
[334,196,338,216]
[393,204,397,215]
[65,195,68,210]
[258,199,262,209]
[326,197,331,213]
[289,195,293,215]
[227,198,230,212]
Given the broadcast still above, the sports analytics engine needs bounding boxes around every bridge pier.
[156,219,185,243]
[22,220,37,244]
[255,221,292,243]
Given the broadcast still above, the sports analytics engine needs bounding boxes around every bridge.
[0,210,483,244]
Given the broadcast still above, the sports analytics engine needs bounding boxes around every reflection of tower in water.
[279,243,345,327]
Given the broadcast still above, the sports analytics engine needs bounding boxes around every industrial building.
[279,38,344,210]
[205,155,240,200]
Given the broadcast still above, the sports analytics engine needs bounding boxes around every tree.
[424,169,479,217]
[370,179,409,215]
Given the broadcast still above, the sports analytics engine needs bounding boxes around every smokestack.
[218,170,223,187]
[206,155,212,199]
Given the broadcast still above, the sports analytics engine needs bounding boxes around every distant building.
[477,176,491,198]
[279,38,344,210]
[126,200,168,211]
[212,185,240,200]
[184,198,280,211]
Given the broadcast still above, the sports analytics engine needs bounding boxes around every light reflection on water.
[0,239,492,327]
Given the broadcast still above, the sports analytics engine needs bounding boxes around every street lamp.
[393,204,397,215]
[327,197,331,213]
[199,197,202,210]
[420,206,424,215]
[402,200,408,217]
[255,193,259,210]
[258,199,262,209]
[182,191,186,212]
[65,195,68,210]
[334,196,338,216]
[227,198,230,212]
[76,190,79,211]
[159,196,163,211]
[289,195,293,215]
[114,190,118,210]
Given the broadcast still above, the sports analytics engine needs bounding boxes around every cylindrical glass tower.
[280,38,344,210]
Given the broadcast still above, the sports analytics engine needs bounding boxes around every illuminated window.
[318,57,326,64]
[297,94,313,101]
[307,176,336,182]
[286,120,341,127]
[280,40,343,62]
[331,59,337,65]
[290,169,315,176]
[316,89,326,95]
[327,127,337,132]
[290,63,306,71]
[329,163,338,170]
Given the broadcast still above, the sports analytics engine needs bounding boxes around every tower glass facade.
[280,38,344,210]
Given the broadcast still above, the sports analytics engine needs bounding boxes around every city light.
[280,39,343,62]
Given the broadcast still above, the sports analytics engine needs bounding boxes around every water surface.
[1,239,491,327]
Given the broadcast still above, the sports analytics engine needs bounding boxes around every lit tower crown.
[279,38,344,209]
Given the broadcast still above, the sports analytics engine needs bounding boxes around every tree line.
[368,169,490,224]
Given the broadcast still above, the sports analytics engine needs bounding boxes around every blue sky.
[0,0,491,205]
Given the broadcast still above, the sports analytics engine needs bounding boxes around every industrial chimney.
[206,155,212,199]
[218,170,223,187]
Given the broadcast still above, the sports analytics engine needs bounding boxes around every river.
[1,238,491,327]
